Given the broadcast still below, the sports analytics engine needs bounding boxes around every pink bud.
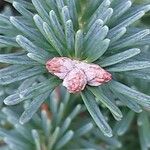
[63,68,87,93]
[46,57,75,79]
[83,64,112,86]
[46,57,112,93]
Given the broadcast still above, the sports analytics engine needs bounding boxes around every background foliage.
[0,0,150,150]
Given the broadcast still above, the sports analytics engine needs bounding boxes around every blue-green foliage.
[0,0,150,149]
